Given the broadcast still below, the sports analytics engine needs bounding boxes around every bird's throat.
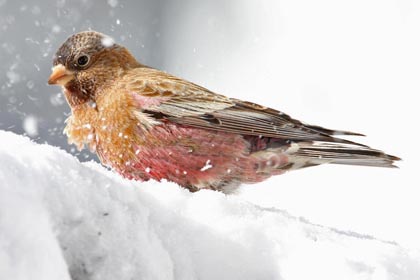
[63,81,91,108]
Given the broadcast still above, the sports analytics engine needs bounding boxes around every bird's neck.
[116,47,143,69]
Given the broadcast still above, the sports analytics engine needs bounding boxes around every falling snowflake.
[22,115,38,137]
[107,0,118,8]
[101,36,115,48]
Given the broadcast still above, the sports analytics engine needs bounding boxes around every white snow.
[6,69,20,84]
[101,36,115,48]
[200,159,213,171]
[51,24,61,34]
[107,0,118,8]
[49,92,65,106]
[82,123,92,129]
[22,115,38,137]
[0,130,419,280]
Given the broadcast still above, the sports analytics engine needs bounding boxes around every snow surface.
[0,130,419,280]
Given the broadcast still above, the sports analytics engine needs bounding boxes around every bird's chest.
[64,93,142,166]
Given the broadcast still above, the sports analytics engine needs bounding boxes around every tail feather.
[304,124,365,137]
[290,141,400,169]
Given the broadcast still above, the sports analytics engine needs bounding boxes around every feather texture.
[124,68,367,146]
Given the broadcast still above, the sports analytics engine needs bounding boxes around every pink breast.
[118,124,257,188]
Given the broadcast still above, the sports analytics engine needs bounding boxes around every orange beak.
[48,64,74,85]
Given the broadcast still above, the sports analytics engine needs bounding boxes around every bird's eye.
[76,55,90,67]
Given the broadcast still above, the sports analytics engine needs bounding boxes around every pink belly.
[101,124,288,190]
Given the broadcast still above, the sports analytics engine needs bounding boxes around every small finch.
[48,31,399,192]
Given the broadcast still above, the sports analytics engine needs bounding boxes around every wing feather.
[125,67,364,145]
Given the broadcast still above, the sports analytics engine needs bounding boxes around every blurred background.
[1,0,419,249]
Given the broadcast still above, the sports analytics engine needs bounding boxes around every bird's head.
[48,31,141,107]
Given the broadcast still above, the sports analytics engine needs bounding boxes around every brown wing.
[125,67,364,145]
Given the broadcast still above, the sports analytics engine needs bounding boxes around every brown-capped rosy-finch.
[48,31,399,192]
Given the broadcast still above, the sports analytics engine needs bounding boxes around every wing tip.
[334,130,366,137]
[304,124,366,137]
[386,154,402,168]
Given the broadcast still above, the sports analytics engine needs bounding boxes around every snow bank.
[0,130,419,280]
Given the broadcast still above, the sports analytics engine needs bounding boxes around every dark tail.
[291,141,400,168]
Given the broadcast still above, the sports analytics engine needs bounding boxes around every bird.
[48,31,400,193]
